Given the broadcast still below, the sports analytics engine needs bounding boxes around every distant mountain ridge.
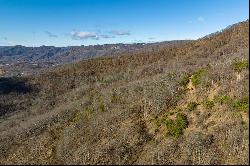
[0,41,190,77]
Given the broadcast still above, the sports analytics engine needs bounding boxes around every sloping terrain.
[0,20,249,165]
[0,41,189,77]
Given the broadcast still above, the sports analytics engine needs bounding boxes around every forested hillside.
[0,20,249,165]
[0,41,189,77]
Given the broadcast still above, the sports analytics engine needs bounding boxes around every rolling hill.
[0,20,249,165]
[0,41,190,77]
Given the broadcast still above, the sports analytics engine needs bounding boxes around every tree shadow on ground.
[0,77,37,117]
[0,77,33,95]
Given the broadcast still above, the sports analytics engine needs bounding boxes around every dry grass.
[0,20,249,165]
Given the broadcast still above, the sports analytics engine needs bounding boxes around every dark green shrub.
[202,98,215,109]
[161,113,188,138]
[232,60,249,73]
[175,113,188,129]
[179,74,190,87]
[232,96,249,112]
[187,101,198,111]
[191,68,206,87]
[214,95,232,105]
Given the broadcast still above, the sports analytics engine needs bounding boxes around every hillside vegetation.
[0,20,249,165]
[0,41,189,77]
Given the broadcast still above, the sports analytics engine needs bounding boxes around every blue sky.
[0,0,248,46]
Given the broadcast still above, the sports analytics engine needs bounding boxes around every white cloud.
[110,30,131,36]
[100,34,115,39]
[70,29,131,40]
[71,30,99,40]
[197,16,205,22]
